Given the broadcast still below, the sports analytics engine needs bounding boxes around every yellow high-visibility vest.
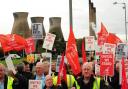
[53,74,80,89]
[7,76,14,89]
[92,77,100,89]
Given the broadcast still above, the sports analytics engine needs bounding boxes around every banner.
[6,34,26,51]
[42,33,56,50]
[100,54,114,76]
[85,36,95,51]
[32,23,43,39]
[25,37,35,54]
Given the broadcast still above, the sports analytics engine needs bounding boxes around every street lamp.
[113,2,127,42]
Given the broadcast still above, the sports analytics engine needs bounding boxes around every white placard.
[42,33,56,50]
[85,36,95,51]
[103,43,116,55]
[29,80,42,89]
[116,43,126,60]
[95,40,101,60]
[32,23,43,39]
[5,54,16,74]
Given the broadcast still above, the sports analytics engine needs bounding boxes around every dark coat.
[108,70,121,89]
[77,76,109,89]
[14,72,28,89]
[43,85,57,89]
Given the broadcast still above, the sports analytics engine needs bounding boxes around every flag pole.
[69,0,73,29]
[68,0,73,75]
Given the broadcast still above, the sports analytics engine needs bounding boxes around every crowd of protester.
[0,57,121,89]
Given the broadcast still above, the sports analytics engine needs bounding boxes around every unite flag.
[97,23,108,46]
[66,27,81,75]
[57,53,67,85]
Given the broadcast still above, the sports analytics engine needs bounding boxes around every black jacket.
[108,70,121,89]
[77,76,107,89]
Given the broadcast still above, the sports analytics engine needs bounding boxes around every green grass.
[0,58,24,66]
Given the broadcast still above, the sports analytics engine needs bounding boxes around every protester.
[109,61,121,89]
[44,75,56,89]
[53,63,79,89]
[77,62,109,89]
[51,61,58,77]
[33,62,46,89]
[42,61,50,76]
[14,63,28,89]
[22,60,34,79]
[22,61,34,88]
[0,63,17,89]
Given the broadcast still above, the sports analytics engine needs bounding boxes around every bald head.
[42,61,50,75]
[82,62,93,71]
[45,75,52,80]
[35,62,44,76]
[36,62,43,68]
[82,62,93,79]
[45,75,53,87]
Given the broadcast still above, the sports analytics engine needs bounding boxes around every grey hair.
[82,62,93,71]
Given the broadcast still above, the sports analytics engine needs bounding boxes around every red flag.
[66,27,81,75]
[99,23,108,34]
[97,23,108,46]
[57,53,67,85]
[82,38,86,63]
[6,34,27,51]
[121,57,128,89]
[106,33,122,45]
[0,35,12,52]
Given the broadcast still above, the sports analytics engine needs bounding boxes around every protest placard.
[32,23,43,39]
[100,53,114,76]
[102,43,116,55]
[41,52,52,75]
[25,37,35,54]
[42,33,56,50]
[116,43,126,60]
[85,36,95,51]
[5,54,16,74]
[29,80,42,89]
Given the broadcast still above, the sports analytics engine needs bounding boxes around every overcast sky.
[0,0,127,41]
